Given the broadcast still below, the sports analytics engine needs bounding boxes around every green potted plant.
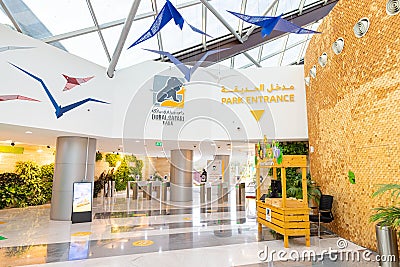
[370,184,400,266]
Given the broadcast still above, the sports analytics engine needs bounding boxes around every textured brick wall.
[304,0,400,250]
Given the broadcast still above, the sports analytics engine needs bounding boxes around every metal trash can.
[376,224,399,267]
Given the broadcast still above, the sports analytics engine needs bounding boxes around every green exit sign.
[155,141,163,147]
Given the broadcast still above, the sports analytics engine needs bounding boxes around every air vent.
[332,38,344,54]
[309,66,317,79]
[318,52,328,67]
[353,18,370,38]
[387,0,400,15]
[304,77,310,86]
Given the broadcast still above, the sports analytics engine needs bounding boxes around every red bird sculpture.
[0,95,40,102]
[62,74,94,91]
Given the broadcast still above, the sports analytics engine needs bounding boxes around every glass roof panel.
[242,0,278,29]
[90,0,154,25]
[305,0,321,6]
[161,4,202,52]
[2,0,328,69]
[218,58,232,68]
[235,53,253,69]
[276,0,301,15]
[21,0,94,37]
[287,29,310,47]
[102,20,160,69]
[281,43,302,66]
[261,37,286,58]
[206,0,242,37]
[260,53,280,67]
[0,10,12,27]
[59,32,108,67]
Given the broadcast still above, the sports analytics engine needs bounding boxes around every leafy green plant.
[286,173,321,205]
[0,161,55,209]
[15,161,46,206]
[114,159,130,191]
[96,151,103,162]
[105,153,120,167]
[40,163,54,202]
[370,184,400,235]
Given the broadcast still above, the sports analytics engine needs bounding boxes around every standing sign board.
[71,182,92,223]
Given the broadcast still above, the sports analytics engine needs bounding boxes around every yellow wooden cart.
[256,155,310,248]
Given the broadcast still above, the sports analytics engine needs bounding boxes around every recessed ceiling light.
[25,131,32,134]
[135,140,140,143]
[37,149,43,153]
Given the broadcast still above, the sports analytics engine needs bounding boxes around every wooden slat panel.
[286,228,310,236]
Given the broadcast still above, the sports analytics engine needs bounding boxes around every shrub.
[105,153,120,167]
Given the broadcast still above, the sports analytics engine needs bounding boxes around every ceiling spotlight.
[304,76,310,86]
[387,0,400,15]
[309,65,317,79]
[332,37,344,54]
[25,131,32,134]
[318,52,328,67]
[353,18,370,38]
[135,140,140,143]
[37,149,43,153]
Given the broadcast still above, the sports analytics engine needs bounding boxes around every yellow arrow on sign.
[250,110,265,121]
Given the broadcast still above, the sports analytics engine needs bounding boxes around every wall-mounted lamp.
[309,66,317,79]
[332,37,344,54]
[318,52,328,67]
[353,18,370,38]
[387,0,400,15]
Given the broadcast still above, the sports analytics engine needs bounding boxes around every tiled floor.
[0,188,375,267]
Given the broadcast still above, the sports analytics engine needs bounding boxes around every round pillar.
[170,149,193,202]
[50,136,96,221]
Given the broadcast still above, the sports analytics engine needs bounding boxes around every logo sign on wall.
[151,75,185,126]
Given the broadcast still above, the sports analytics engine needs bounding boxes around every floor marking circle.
[132,240,154,246]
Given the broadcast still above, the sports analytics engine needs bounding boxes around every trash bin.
[375,224,399,267]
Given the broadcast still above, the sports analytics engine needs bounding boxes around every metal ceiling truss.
[162,0,338,66]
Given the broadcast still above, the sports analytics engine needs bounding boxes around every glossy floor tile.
[0,189,373,267]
